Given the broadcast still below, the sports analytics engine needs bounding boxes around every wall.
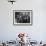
[0,0,46,42]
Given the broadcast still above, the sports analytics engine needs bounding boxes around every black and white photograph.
[13,10,32,25]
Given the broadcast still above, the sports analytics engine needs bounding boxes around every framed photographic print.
[13,10,33,25]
